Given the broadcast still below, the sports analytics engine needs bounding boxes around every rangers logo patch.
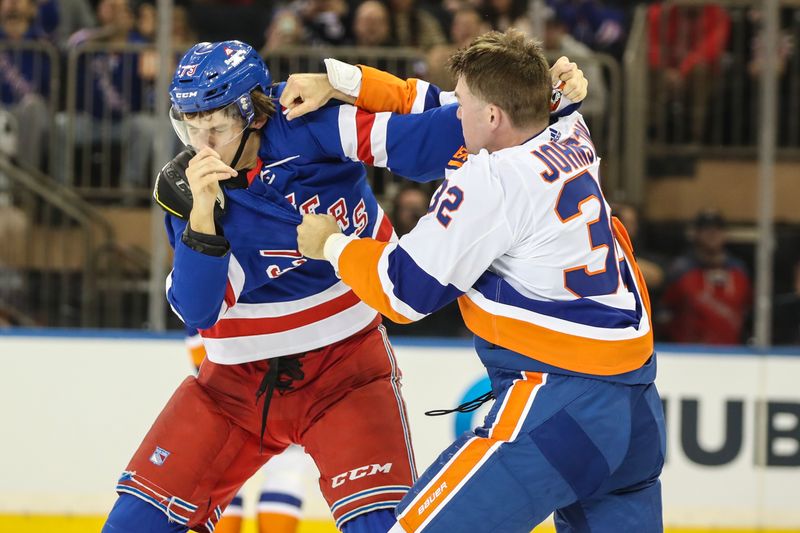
[149,446,171,466]
[239,95,250,111]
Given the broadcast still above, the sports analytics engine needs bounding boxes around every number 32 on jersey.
[428,171,620,299]
[428,178,464,228]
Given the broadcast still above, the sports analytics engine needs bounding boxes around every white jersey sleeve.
[330,152,514,323]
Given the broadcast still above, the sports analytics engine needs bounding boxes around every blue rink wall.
[1,330,799,531]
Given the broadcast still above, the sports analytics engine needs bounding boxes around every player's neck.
[236,134,262,170]
[488,121,548,153]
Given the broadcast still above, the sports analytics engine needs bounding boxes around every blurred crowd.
[0,0,799,345]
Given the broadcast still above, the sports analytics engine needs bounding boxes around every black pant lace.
[424,391,496,417]
[255,354,305,453]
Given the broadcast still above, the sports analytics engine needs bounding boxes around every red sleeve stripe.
[356,110,376,166]
[375,211,395,242]
[223,281,236,309]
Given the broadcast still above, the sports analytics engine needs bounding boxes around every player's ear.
[486,104,500,129]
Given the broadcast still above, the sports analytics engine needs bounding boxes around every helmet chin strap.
[219,127,261,190]
[229,127,259,170]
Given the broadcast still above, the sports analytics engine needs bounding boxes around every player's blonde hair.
[447,29,550,128]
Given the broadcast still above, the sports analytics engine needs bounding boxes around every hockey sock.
[257,511,300,533]
[101,493,188,533]
[340,508,396,533]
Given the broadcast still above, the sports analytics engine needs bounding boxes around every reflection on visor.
[170,101,251,150]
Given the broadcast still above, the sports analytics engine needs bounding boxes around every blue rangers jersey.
[166,82,464,363]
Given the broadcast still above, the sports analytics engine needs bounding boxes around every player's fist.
[297,214,342,260]
[185,147,236,234]
[550,56,588,103]
[185,147,236,214]
[280,73,336,120]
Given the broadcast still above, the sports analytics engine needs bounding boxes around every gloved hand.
[152,148,226,222]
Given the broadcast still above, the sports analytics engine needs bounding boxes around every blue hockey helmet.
[169,41,272,149]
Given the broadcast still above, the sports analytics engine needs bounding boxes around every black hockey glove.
[153,148,226,222]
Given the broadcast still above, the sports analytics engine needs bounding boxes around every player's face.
[171,103,250,165]
[184,112,245,152]
[454,77,491,154]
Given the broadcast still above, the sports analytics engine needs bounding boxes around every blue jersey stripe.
[423,86,441,111]
[472,271,641,329]
[387,246,464,316]
[259,492,303,508]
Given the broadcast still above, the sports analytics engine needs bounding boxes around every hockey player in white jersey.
[297,29,665,532]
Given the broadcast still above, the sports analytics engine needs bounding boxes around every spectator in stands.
[352,0,393,47]
[449,4,487,47]
[0,111,27,324]
[32,0,57,38]
[44,0,96,46]
[647,2,731,143]
[387,0,446,50]
[392,183,429,237]
[425,5,487,89]
[547,0,628,58]
[746,8,794,79]
[737,7,796,146]
[661,209,752,345]
[135,1,155,41]
[264,8,308,50]
[543,8,605,120]
[192,0,255,4]
[773,259,800,345]
[54,0,155,192]
[137,3,197,83]
[171,4,196,48]
[0,205,26,326]
[294,0,350,45]
[480,0,531,36]
[0,0,51,171]
[612,202,665,296]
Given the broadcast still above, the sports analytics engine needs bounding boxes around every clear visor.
[169,101,251,151]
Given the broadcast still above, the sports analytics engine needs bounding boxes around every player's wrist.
[323,232,357,274]
[189,208,217,236]
[324,58,362,98]
[182,224,229,257]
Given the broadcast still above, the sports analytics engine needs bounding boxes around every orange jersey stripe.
[398,373,544,531]
[611,216,653,317]
[339,239,413,324]
[490,372,544,441]
[458,296,653,375]
[397,438,496,532]
[356,65,419,114]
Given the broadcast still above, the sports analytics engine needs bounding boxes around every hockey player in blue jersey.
[103,40,429,533]
[102,39,589,533]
